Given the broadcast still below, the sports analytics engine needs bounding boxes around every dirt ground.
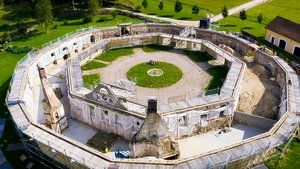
[237,56,281,119]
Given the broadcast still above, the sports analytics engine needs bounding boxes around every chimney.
[37,65,47,79]
[147,96,157,114]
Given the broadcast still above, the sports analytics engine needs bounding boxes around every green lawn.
[183,50,212,62]
[127,62,182,88]
[81,61,107,70]
[126,0,250,20]
[83,74,101,86]
[141,44,173,52]
[96,48,134,62]
[9,14,141,48]
[265,138,300,169]
[218,0,300,37]
[206,66,228,91]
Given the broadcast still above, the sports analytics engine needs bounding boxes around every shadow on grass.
[241,27,253,30]
[2,2,34,22]
[98,18,114,23]
[206,66,228,90]
[0,21,37,33]
[147,13,157,15]
[63,20,86,26]
[177,16,192,20]
[13,30,44,42]
[183,50,213,62]
[221,24,237,27]
[160,14,174,18]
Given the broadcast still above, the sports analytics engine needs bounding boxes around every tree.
[142,0,148,10]
[257,12,263,24]
[174,0,182,13]
[239,10,247,21]
[192,5,199,15]
[158,1,164,11]
[222,5,228,18]
[87,0,99,20]
[35,0,53,33]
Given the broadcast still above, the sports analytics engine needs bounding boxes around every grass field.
[183,50,212,62]
[96,48,134,62]
[126,0,250,20]
[265,138,300,169]
[218,0,300,37]
[8,15,141,48]
[83,74,101,86]
[141,44,173,52]
[206,66,228,90]
[81,61,107,70]
[127,62,182,88]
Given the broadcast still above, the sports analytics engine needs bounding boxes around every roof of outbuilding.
[265,16,300,43]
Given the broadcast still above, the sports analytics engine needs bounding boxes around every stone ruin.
[130,97,180,159]
[38,66,68,133]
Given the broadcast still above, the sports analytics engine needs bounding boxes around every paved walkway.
[107,0,268,26]
[210,0,268,22]
[99,48,212,105]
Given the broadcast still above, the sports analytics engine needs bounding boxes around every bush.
[63,21,69,25]
[134,5,142,12]
[6,46,32,54]
[52,25,58,29]
[83,16,93,23]
[2,33,11,43]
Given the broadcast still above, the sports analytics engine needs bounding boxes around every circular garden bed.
[127,62,183,88]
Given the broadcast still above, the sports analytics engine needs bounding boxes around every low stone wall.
[195,28,251,56]
[234,111,277,130]
[254,50,286,88]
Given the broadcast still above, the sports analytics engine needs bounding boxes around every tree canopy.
[257,12,263,24]
[174,0,183,13]
[87,0,99,18]
[192,5,199,15]
[239,9,247,21]
[158,1,164,11]
[142,0,148,10]
[222,5,228,18]
[35,0,53,33]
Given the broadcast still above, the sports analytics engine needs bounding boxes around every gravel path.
[107,0,269,26]
[99,48,212,105]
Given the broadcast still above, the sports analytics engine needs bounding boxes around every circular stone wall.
[127,62,182,88]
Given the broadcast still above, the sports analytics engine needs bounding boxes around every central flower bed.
[127,62,183,88]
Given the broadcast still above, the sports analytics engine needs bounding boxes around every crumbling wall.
[254,50,287,118]
[195,28,251,56]
[69,95,143,140]
[234,111,277,130]
[164,105,233,139]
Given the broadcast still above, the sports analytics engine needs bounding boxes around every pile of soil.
[238,64,280,119]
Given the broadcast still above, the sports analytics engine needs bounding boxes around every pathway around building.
[107,0,269,26]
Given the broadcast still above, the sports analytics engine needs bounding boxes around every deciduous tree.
[142,0,148,10]
[174,0,182,13]
[192,5,199,15]
[35,0,53,33]
[158,1,164,11]
[257,12,263,24]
